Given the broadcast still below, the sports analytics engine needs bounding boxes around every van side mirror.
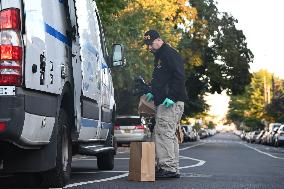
[110,44,126,67]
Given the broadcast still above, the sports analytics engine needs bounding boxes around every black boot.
[155,169,180,179]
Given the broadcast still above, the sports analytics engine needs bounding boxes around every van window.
[75,0,102,96]
[116,117,142,126]
[95,11,108,60]
[76,1,102,53]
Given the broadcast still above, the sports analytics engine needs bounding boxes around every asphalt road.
[1,132,284,189]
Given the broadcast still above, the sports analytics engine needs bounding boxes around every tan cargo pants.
[154,101,184,173]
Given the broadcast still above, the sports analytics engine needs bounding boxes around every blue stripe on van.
[102,63,108,69]
[81,118,99,128]
[101,122,113,129]
[59,0,65,4]
[45,23,71,47]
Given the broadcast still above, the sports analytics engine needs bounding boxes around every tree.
[266,95,284,122]
[180,0,253,116]
[97,0,197,114]
[227,70,275,129]
[96,0,253,116]
[227,91,250,126]
[266,76,284,122]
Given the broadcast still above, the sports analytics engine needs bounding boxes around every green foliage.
[227,70,282,129]
[193,122,202,131]
[96,0,253,116]
[97,0,197,115]
[227,93,249,123]
[207,121,215,129]
[243,117,264,131]
[179,0,253,116]
[266,95,284,122]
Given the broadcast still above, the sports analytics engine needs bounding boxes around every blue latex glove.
[162,98,174,108]
[146,92,154,102]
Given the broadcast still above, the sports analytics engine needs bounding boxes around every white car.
[181,125,198,142]
[273,125,284,147]
[114,115,149,145]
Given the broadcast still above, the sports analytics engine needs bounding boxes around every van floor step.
[77,144,114,156]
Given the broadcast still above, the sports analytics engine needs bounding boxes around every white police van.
[0,0,125,187]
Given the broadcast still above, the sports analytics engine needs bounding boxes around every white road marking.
[68,154,206,188]
[181,173,212,178]
[64,173,129,188]
[67,142,207,187]
[179,155,206,169]
[73,170,129,174]
[241,143,284,160]
[73,157,129,161]
[179,142,208,151]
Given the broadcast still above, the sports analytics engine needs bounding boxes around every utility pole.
[263,76,271,105]
[267,84,271,104]
[271,74,275,99]
[264,76,267,105]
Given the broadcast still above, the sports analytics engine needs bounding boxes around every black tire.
[97,151,114,170]
[39,109,72,187]
[97,131,115,170]
[106,132,117,153]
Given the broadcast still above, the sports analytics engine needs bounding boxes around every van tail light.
[135,125,145,130]
[114,124,120,130]
[0,122,6,133]
[0,8,23,86]
[0,8,21,30]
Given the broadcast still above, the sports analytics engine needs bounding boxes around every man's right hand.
[146,93,154,102]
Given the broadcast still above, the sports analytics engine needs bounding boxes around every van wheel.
[97,151,114,170]
[107,133,117,154]
[97,132,115,170]
[40,109,72,187]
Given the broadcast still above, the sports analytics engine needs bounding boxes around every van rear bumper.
[0,87,58,147]
[0,88,58,173]
[0,94,25,145]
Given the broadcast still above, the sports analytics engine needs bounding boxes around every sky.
[217,0,284,78]
[205,0,284,118]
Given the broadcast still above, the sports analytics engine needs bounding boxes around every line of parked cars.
[181,125,217,142]
[235,123,284,147]
[114,115,218,146]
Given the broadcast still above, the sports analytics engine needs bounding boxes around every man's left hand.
[162,98,174,108]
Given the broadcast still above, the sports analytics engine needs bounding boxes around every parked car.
[262,123,282,145]
[240,131,246,140]
[114,115,149,145]
[273,125,284,147]
[244,132,252,142]
[248,131,260,143]
[198,129,208,139]
[255,130,265,144]
[268,123,282,131]
[208,129,217,136]
[261,129,270,145]
[268,127,280,145]
[181,125,198,142]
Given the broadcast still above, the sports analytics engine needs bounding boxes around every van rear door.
[75,0,102,141]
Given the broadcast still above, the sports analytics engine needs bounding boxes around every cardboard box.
[128,142,155,181]
[138,95,155,117]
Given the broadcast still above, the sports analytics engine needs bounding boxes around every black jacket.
[151,43,187,106]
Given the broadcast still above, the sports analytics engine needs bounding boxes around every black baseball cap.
[143,30,160,45]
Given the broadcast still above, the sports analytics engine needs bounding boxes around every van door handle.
[61,64,67,79]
